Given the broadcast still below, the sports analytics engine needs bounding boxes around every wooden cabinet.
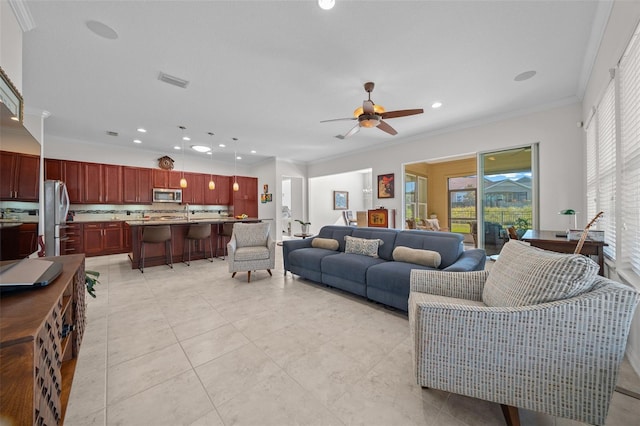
[182,172,204,204]
[45,159,84,203]
[62,223,84,255]
[152,169,183,189]
[204,174,230,205]
[0,254,86,425]
[103,164,123,204]
[83,162,103,203]
[232,176,258,217]
[83,222,123,256]
[0,151,40,201]
[17,223,38,258]
[123,167,152,204]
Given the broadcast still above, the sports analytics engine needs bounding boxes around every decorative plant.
[295,219,310,226]
[85,270,100,298]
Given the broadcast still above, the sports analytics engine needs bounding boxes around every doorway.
[281,176,304,237]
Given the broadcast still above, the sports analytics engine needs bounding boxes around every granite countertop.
[125,217,268,226]
[0,222,23,229]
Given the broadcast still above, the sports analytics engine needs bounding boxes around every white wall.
[308,170,370,234]
[1,1,23,92]
[309,102,584,232]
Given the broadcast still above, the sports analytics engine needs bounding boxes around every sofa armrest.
[410,269,489,301]
[442,248,486,272]
[282,237,313,273]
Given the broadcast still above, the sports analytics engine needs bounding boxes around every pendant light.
[179,126,187,188]
[232,137,239,192]
[208,132,215,190]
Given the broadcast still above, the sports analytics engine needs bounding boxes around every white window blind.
[619,26,640,275]
[595,81,617,260]
[585,122,598,222]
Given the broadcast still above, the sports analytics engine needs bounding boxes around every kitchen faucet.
[185,203,190,221]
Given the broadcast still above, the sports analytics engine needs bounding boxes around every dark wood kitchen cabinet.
[152,169,183,189]
[83,222,123,256]
[45,159,84,203]
[17,223,38,258]
[181,172,204,204]
[204,174,230,205]
[62,223,84,255]
[82,162,103,203]
[123,167,152,204]
[0,151,40,201]
[232,176,258,217]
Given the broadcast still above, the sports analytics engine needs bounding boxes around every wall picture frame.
[377,173,394,198]
[0,67,24,123]
[333,191,348,210]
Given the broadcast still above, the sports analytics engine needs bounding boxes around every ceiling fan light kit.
[321,81,424,139]
[179,126,187,188]
[208,132,215,190]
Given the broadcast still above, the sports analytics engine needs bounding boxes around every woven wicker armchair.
[408,240,639,425]
[227,222,275,282]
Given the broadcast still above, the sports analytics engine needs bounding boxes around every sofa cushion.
[322,252,386,285]
[345,236,383,258]
[288,247,339,274]
[351,228,398,260]
[395,230,463,268]
[393,246,441,268]
[482,240,599,307]
[315,226,356,252]
[312,237,339,251]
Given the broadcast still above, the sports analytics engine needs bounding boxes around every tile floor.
[65,247,640,426]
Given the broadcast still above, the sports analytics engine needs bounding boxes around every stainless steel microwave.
[152,188,182,203]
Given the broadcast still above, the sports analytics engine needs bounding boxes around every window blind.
[619,26,640,275]
[596,81,617,260]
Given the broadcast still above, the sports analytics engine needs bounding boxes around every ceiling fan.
[321,82,424,139]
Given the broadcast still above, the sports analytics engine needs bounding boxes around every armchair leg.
[267,269,272,276]
[247,271,251,283]
[232,272,237,278]
[500,404,520,426]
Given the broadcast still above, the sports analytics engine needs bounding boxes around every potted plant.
[295,219,310,234]
[513,217,530,239]
[85,270,100,298]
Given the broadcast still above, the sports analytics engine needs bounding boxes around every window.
[620,26,640,275]
[586,20,640,275]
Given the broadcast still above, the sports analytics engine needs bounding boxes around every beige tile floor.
[65,248,640,426]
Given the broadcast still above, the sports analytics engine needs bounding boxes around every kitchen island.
[125,217,264,269]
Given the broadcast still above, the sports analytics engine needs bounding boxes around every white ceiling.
[20,0,609,166]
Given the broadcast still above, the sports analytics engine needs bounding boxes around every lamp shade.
[180,177,187,188]
[233,181,239,192]
[208,179,215,190]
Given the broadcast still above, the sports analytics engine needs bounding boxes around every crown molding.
[8,0,36,32]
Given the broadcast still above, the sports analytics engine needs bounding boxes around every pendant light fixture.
[179,126,187,188]
[232,137,239,192]
[208,132,215,190]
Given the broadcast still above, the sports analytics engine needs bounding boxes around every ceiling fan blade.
[377,120,397,136]
[339,124,360,139]
[321,117,357,123]
[381,109,424,119]
[363,100,375,114]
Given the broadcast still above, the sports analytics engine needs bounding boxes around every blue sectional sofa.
[283,225,486,311]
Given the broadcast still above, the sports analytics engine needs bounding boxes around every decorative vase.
[301,224,309,234]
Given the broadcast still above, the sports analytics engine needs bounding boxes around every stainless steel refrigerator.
[44,180,70,256]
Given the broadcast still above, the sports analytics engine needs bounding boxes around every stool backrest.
[187,223,211,239]
[142,225,172,243]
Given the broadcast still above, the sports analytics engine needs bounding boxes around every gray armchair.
[227,222,275,282]
[408,240,639,425]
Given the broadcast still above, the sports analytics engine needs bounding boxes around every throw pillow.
[392,246,441,268]
[482,240,599,307]
[344,235,383,258]
[311,237,339,251]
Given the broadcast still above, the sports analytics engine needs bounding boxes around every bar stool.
[216,222,234,259]
[139,225,173,273]
[183,223,214,265]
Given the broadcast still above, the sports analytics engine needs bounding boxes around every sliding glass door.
[477,144,538,255]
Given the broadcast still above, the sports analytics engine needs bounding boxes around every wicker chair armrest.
[410,269,489,301]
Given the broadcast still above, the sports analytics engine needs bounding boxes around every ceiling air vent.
[106,131,119,137]
[158,72,189,88]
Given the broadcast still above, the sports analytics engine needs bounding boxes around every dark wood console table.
[521,230,607,276]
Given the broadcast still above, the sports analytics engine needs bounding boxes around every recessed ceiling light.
[86,20,118,40]
[318,0,335,10]
[219,143,226,148]
[431,102,443,109]
[174,146,181,150]
[182,136,191,141]
[250,150,257,154]
[206,152,212,155]
[133,139,142,144]
[236,156,242,160]
[191,145,211,153]
[514,70,537,82]
[137,128,147,133]
[10,116,19,121]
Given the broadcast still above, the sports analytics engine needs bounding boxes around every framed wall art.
[377,173,394,198]
[333,191,348,210]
